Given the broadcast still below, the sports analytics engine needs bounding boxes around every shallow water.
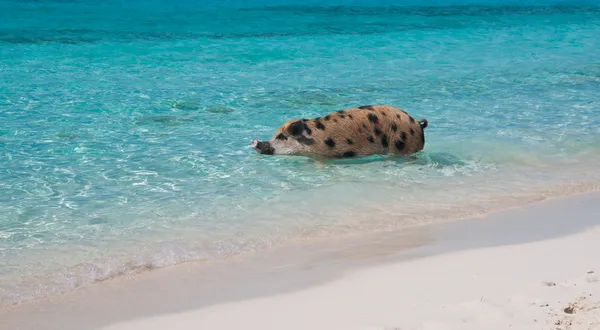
[1,0,600,305]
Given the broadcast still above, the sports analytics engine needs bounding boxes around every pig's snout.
[251,139,275,155]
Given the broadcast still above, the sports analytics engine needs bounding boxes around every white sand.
[101,226,600,330]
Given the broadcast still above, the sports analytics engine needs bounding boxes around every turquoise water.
[1,0,600,305]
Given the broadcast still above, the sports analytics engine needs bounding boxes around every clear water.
[1,0,600,305]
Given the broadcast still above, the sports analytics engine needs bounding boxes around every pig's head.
[251,119,315,156]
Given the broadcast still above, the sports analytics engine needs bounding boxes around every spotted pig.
[251,105,428,159]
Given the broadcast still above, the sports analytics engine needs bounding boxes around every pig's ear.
[287,120,304,136]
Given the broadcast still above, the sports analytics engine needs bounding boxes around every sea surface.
[1,0,600,306]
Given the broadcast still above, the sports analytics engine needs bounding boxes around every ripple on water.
[205,106,236,114]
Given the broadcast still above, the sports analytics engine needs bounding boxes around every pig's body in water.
[252,105,428,159]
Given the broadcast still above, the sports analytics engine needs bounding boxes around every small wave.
[2,169,600,307]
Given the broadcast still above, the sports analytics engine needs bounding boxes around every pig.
[251,105,428,159]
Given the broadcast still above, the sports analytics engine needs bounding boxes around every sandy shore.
[2,192,600,330]
[104,236,600,330]
[101,230,600,329]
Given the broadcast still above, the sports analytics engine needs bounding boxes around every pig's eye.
[276,133,287,140]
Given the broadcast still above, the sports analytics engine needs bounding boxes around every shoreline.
[2,179,600,309]
[104,205,600,330]
[2,190,600,330]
